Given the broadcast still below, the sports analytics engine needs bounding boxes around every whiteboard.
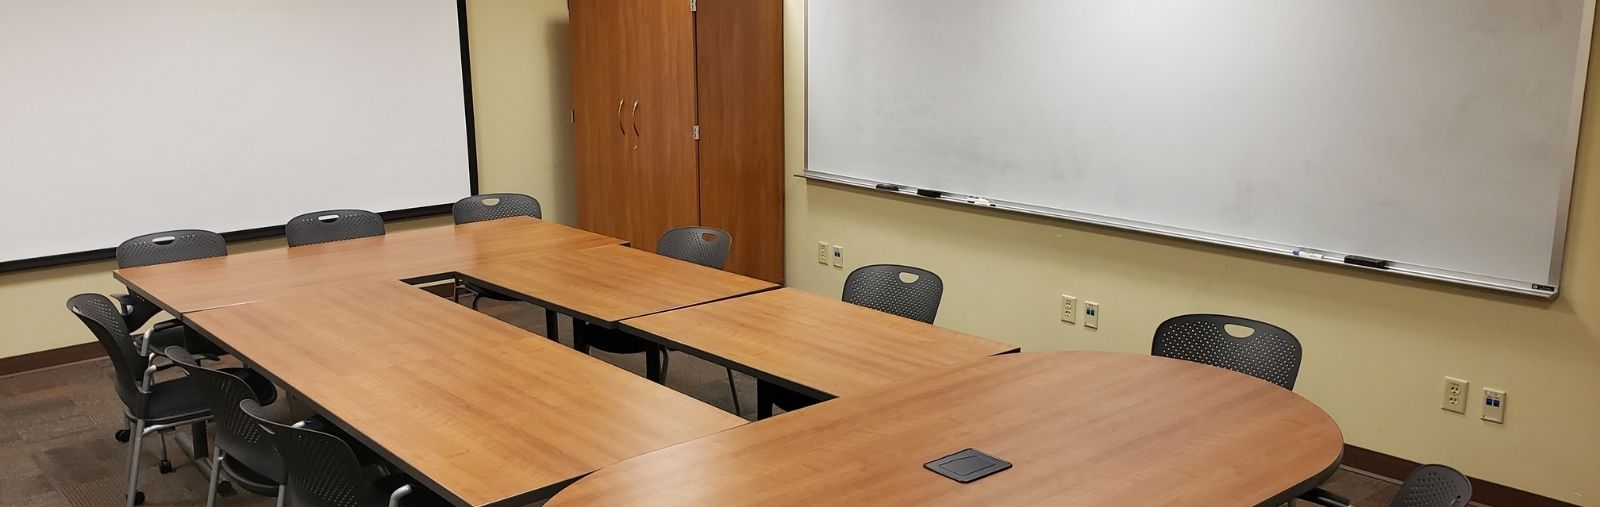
[806,0,1593,296]
[0,0,471,266]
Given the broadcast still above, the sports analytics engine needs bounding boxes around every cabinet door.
[571,0,633,238]
[695,0,784,282]
[620,0,700,253]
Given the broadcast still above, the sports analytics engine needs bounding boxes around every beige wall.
[466,0,577,224]
[0,0,568,360]
[780,0,1598,502]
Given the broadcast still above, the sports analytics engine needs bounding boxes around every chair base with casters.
[755,380,822,419]
[574,323,668,384]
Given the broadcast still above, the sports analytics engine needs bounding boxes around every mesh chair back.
[241,399,373,507]
[1391,464,1473,507]
[657,227,732,269]
[452,193,541,224]
[841,264,944,324]
[116,229,228,268]
[285,210,385,247]
[168,347,286,484]
[1152,314,1302,390]
[66,294,148,415]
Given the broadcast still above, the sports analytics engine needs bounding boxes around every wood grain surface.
[458,245,776,325]
[184,281,747,507]
[546,352,1344,507]
[622,288,1017,399]
[694,0,785,283]
[114,217,622,314]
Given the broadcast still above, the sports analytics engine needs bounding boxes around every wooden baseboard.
[0,342,102,377]
[1342,444,1575,507]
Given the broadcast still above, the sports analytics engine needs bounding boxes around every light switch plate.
[817,242,830,264]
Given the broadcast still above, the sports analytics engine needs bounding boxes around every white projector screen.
[0,0,474,268]
[806,0,1592,296]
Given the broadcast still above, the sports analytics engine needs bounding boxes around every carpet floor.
[2,297,1418,506]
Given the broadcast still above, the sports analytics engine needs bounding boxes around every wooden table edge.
[616,315,1021,403]
[1259,446,1343,506]
[458,272,780,328]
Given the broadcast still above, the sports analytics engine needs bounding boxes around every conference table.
[183,281,745,506]
[620,287,1020,401]
[113,216,1344,506]
[545,352,1344,507]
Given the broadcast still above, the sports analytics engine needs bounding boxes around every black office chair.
[1151,314,1302,390]
[1151,313,1333,505]
[452,193,543,224]
[1304,464,1473,507]
[575,227,733,391]
[756,264,945,419]
[450,193,564,338]
[240,399,449,507]
[68,294,272,506]
[167,346,288,507]
[285,209,385,247]
[114,229,228,348]
[110,229,231,442]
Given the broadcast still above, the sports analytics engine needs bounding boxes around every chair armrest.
[387,484,412,507]
[1298,487,1352,507]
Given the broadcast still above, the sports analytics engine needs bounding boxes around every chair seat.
[140,366,278,424]
[143,320,227,357]
[221,455,283,497]
[140,376,212,424]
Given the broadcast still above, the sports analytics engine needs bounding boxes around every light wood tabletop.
[457,244,778,326]
[114,217,624,314]
[621,287,1018,400]
[184,281,748,507]
[545,352,1344,507]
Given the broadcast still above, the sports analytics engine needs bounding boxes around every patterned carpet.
[2,297,1407,507]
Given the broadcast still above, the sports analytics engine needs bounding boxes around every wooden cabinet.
[571,0,784,283]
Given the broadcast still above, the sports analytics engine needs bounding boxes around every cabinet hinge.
[692,125,701,140]
[690,0,696,12]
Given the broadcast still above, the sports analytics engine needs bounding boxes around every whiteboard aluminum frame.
[801,170,1561,298]
[801,0,1596,300]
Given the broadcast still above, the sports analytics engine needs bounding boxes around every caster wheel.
[114,429,130,443]
[131,491,145,505]
[158,459,173,474]
[217,481,236,497]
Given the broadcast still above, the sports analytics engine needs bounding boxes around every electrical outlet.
[1441,377,1469,414]
[831,245,844,267]
[1482,388,1506,423]
[1083,301,1100,329]
[1060,295,1078,324]
[816,242,830,264]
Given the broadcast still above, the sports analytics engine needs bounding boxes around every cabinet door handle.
[631,101,641,138]
[617,99,625,135]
